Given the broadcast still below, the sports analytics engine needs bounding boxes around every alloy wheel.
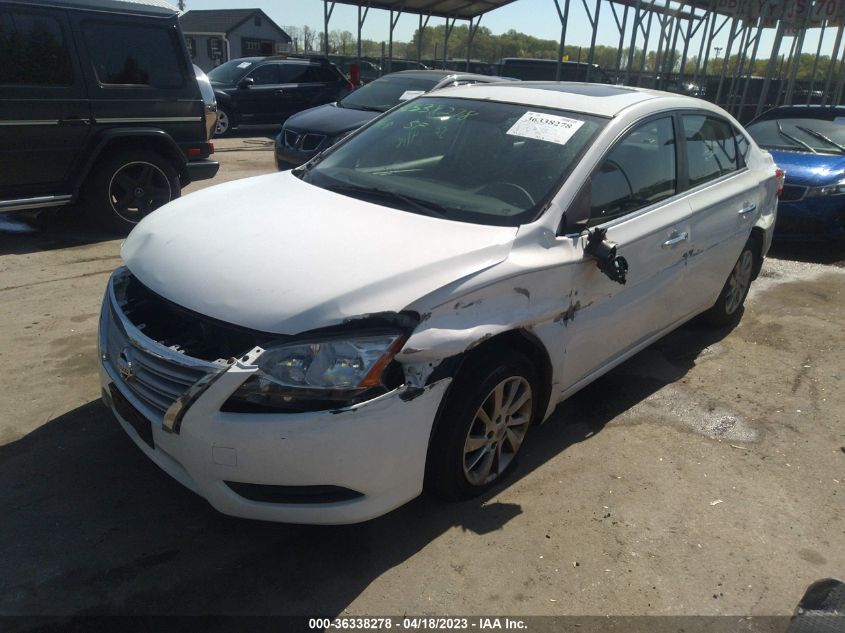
[725,249,754,315]
[108,161,172,223]
[462,376,533,486]
[215,110,229,136]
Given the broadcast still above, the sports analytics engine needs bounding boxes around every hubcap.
[216,111,229,135]
[108,161,171,224]
[463,376,533,487]
[725,249,754,315]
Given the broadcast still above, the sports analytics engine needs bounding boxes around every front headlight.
[806,177,845,197]
[223,333,406,412]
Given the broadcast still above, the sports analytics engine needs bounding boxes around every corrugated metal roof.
[179,8,258,33]
[325,0,521,20]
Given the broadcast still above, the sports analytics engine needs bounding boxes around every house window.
[207,37,222,61]
[185,36,195,59]
[242,37,274,56]
[254,14,262,26]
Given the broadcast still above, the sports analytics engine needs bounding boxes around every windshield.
[207,59,255,84]
[746,115,845,155]
[340,75,441,112]
[299,97,605,226]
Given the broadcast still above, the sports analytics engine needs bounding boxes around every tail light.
[775,167,785,197]
[349,63,361,88]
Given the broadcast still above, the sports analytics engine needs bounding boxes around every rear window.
[0,9,73,86]
[340,75,440,112]
[83,21,185,88]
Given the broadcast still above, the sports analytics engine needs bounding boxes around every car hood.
[121,172,517,334]
[769,150,845,186]
[284,102,379,136]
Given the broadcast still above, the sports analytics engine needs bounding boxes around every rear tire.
[81,148,180,234]
[215,107,233,137]
[426,350,538,500]
[705,237,758,327]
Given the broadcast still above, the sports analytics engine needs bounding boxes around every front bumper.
[775,195,845,241]
[98,272,449,524]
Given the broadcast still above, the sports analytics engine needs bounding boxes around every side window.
[83,21,185,88]
[309,66,339,83]
[185,36,196,59]
[279,64,310,83]
[590,116,677,225]
[683,115,740,187]
[248,63,280,85]
[0,9,74,86]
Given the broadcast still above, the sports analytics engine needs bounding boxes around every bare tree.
[283,25,302,52]
[302,25,315,53]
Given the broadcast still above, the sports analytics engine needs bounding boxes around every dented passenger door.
[558,115,694,393]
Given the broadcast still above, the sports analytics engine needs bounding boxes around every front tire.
[82,148,180,234]
[426,350,538,500]
[705,238,758,326]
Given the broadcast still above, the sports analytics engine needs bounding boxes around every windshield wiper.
[776,121,817,153]
[324,184,451,218]
[352,105,387,113]
[794,125,845,154]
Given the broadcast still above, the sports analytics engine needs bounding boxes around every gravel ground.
[0,136,843,625]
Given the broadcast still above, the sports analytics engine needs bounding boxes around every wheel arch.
[75,129,187,194]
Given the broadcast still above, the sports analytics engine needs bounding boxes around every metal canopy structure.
[315,0,845,119]
[322,0,520,20]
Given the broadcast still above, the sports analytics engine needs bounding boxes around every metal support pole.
[807,20,827,104]
[466,16,481,71]
[679,11,696,80]
[726,24,751,112]
[822,25,844,105]
[835,43,845,104]
[323,0,335,57]
[387,8,402,74]
[638,6,656,86]
[691,10,711,85]
[667,15,681,78]
[443,17,455,68]
[700,13,729,81]
[714,16,739,106]
[737,23,762,121]
[589,0,601,65]
[624,0,641,83]
[357,3,369,66]
[417,13,430,63]
[785,7,813,104]
[654,14,668,87]
[612,4,630,72]
[553,0,571,80]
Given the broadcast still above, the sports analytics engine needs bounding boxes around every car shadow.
[0,319,736,622]
[768,240,845,267]
[0,210,120,256]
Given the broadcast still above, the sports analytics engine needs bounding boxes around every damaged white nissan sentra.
[100,83,779,524]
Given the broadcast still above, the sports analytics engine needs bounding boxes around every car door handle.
[738,203,757,216]
[662,231,689,248]
[58,117,91,126]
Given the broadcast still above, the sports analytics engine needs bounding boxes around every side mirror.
[237,77,255,89]
[557,178,591,236]
[584,227,628,285]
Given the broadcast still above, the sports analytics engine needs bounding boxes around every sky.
[184,0,838,67]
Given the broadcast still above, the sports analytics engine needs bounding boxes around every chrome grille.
[102,280,222,425]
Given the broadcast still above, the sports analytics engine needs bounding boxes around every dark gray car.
[275,70,514,169]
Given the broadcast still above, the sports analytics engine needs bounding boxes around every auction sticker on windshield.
[507,111,584,145]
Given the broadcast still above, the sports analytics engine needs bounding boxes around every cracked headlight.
[223,333,406,412]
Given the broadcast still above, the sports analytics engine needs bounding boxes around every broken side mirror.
[584,227,628,285]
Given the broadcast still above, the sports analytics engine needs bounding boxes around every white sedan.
[99,82,779,524]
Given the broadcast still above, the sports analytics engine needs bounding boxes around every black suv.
[0,0,218,232]
[207,56,353,136]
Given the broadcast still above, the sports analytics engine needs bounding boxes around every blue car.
[746,106,845,241]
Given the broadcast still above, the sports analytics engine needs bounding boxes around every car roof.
[428,82,710,118]
[18,0,177,17]
[380,70,499,82]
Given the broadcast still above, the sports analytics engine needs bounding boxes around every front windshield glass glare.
[746,116,845,155]
[340,75,440,112]
[300,97,605,226]
[207,59,253,84]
